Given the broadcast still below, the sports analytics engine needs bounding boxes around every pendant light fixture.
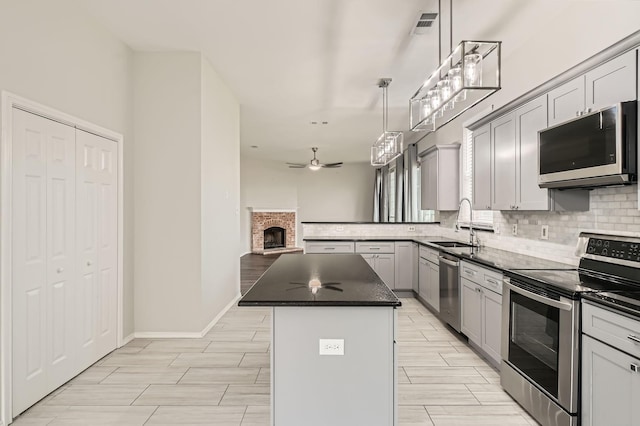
[371,78,404,167]
[409,0,501,133]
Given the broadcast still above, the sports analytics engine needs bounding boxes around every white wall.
[0,0,135,334]
[417,1,640,153]
[240,156,374,254]
[200,57,241,329]
[134,52,240,334]
[133,52,203,333]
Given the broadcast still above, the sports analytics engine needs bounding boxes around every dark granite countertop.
[302,236,575,271]
[238,254,402,307]
[442,246,576,271]
[304,235,440,242]
[301,221,440,225]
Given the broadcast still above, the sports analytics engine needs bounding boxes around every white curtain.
[394,154,404,222]
[373,168,382,222]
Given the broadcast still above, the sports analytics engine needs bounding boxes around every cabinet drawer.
[583,301,640,360]
[355,241,395,254]
[419,246,439,264]
[305,241,355,254]
[460,260,503,293]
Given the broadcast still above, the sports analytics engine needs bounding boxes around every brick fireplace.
[250,209,302,255]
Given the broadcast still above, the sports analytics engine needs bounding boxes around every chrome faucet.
[454,197,475,247]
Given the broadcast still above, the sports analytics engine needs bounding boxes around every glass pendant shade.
[464,52,483,87]
[448,66,466,102]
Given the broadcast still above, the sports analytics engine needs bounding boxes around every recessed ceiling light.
[322,121,329,125]
[310,121,318,124]
[250,145,258,149]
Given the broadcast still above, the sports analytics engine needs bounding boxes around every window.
[460,125,494,228]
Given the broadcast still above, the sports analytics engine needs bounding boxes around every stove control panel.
[587,238,640,262]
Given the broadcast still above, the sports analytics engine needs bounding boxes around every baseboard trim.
[122,332,135,346]
[132,293,241,340]
[200,292,241,337]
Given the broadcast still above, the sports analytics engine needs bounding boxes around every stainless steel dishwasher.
[439,253,461,332]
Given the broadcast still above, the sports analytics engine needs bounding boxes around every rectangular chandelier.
[371,78,404,167]
[409,40,501,133]
[371,131,403,166]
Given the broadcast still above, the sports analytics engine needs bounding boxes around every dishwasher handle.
[438,256,459,267]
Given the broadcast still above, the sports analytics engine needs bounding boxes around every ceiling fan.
[287,147,343,171]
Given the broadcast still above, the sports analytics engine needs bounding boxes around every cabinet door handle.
[576,110,580,117]
[485,278,499,286]
[627,335,640,344]
[370,247,380,250]
[464,269,475,276]
[599,112,603,129]
[87,261,92,266]
[476,287,482,293]
[324,247,335,250]
[631,364,639,373]
[56,267,64,274]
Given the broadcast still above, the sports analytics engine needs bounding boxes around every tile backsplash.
[440,185,640,246]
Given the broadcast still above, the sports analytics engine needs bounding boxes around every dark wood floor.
[241,252,299,294]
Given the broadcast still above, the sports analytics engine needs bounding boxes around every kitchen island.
[239,253,401,426]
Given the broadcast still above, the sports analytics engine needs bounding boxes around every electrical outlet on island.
[512,224,518,236]
[408,226,416,232]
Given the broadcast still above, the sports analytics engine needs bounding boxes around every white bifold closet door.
[11,109,118,416]
[75,129,118,367]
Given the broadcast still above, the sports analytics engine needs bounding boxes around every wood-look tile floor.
[12,297,538,425]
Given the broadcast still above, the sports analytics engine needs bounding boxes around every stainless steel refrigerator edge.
[439,253,461,332]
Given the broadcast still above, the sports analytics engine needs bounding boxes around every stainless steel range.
[501,232,640,426]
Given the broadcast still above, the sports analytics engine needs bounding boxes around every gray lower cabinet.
[305,241,355,253]
[357,242,396,289]
[461,278,482,343]
[418,247,439,312]
[394,241,416,291]
[582,335,640,426]
[361,253,395,290]
[459,261,502,366]
[582,301,640,426]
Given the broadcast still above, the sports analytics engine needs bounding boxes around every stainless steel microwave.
[538,101,637,189]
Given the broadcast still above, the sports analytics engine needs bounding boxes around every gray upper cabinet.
[548,50,636,126]
[547,76,585,126]
[515,96,550,210]
[473,94,587,211]
[491,113,516,211]
[420,144,460,211]
[472,125,491,211]
[585,49,637,111]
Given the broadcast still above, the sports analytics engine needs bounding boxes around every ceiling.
[74,0,571,164]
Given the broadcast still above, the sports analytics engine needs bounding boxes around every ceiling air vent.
[412,12,437,35]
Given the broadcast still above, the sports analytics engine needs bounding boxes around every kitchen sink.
[429,241,473,248]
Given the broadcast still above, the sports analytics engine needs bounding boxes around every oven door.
[501,279,580,414]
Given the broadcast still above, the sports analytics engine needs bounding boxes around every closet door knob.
[87,261,92,266]
[56,267,64,273]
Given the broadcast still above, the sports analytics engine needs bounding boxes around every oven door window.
[508,291,559,398]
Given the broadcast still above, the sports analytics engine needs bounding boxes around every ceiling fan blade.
[322,162,343,168]
[286,163,307,168]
